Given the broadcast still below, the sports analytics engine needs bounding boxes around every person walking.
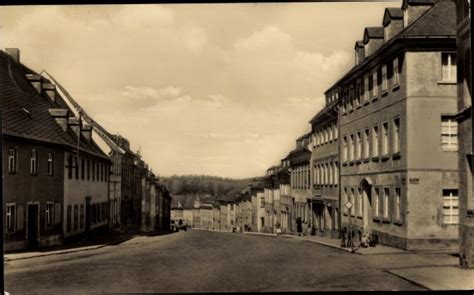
[296,217,303,236]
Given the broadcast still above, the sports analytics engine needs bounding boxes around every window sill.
[349,161,355,166]
[363,100,370,106]
[372,96,379,102]
[349,109,354,113]
[363,158,370,163]
[392,84,400,91]
[393,220,403,226]
[381,90,388,97]
[372,156,380,162]
[438,80,457,85]
[392,152,401,160]
[355,160,362,165]
[342,162,349,167]
[356,104,362,109]
[442,149,459,153]
[356,216,363,220]
[381,155,390,161]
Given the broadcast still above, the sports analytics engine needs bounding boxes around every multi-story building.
[279,159,292,233]
[287,134,312,233]
[309,93,340,238]
[2,49,111,250]
[332,1,459,251]
[455,0,473,269]
[219,201,229,231]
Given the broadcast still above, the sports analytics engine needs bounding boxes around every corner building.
[331,1,459,251]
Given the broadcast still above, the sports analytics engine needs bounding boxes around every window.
[324,129,328,143]
[350,188,355,216]
[441,53,457,82]
[343,136,348,163]
[81,158,85,180]
[393,118,400,154]
[443,189,459,224]
[6,203,16,233]
[372,72,378,98]
[441,116,458,151]
[334,163,339,185]
[349,134,354,162]
[47,153,54,176]
[393,58,400,86]
[30,149,38,175]
[382,65,388,93]
[394,187,401,222]
[8,148,17,173]
[333,124,338,140]
[74,205,79,231]
[329,163,333,185]
[383,188,390,219]
[328,126,333,142]
[382,122,389,156]
[373,188,380,217]
[355,81,361,107]
[74,157,79,180]
[46,202,54,228]
[364,128,370,159]
[356,131,362,160]
[92,162,96,181]
[86,159,90,180]
[372,125,379,157]
[358,188,363,218]
[67,205,72,232]
[364,76,370,103]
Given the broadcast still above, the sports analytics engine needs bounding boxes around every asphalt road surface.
[5,230,424,293]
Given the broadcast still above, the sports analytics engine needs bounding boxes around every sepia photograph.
[0,0,472,293]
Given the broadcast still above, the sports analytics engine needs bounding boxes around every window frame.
[441,116,458,152]
[8,148,18,174]
[30,149,38,175]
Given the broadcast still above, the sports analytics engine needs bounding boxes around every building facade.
[333,1,459,250]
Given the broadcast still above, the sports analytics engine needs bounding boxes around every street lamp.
[345,200,353,251]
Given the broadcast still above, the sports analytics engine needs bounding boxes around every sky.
[0,2,400,178]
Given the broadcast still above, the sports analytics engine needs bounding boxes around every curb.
[4,236,133,262]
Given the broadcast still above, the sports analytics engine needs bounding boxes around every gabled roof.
[354,40,364,49]
[363,27,384,43]
[383,8,404,26]
[0,51,108,160]
[400,1,455,37]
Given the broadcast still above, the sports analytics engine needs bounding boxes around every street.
[5,230,424,293]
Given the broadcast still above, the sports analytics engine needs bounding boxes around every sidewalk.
[4,232,138,262]
[243,231,474,290]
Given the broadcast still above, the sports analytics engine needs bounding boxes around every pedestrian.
[276,221,282,236]
[341,227,347,247]
[296,217,302,236]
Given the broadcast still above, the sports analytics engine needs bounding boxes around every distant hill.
[161,175,260,207]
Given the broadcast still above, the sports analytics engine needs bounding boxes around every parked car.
[171,219,187,232]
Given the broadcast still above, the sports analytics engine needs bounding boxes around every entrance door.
[27,204,39,249]
[362,188,371,230]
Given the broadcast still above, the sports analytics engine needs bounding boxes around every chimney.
[68,117,81,137]
[48,109,69,131]
[81,124,92,142]
[42,82,56,102]
[5,48,20,63]
[25,74,42,93]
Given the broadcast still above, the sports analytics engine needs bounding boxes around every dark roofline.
[325,2,455,94]
[383,8,404,26]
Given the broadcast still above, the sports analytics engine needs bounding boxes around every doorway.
[27,203,39,249]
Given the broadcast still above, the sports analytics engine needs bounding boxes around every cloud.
[234,25,291,51]
[182,26,207,53]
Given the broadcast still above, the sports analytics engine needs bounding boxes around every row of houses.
[177,0,472,267]
[1,49,172,251]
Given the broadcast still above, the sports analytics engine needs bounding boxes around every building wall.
[3,137,65,251]
[63,151,109,238]
[183,209,193,228]
[108,152,122,228]
[456,0,473,268]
